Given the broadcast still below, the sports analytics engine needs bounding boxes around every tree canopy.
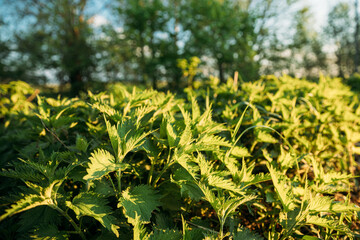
[0,0,359,94]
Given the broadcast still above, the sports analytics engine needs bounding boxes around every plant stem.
[117,169,122,194]
[108,175,118,197]
[147,157,157,185]
[152,162,173,187]
[50,204,86,240]
[152,149,172,187]
[219,217,225,240]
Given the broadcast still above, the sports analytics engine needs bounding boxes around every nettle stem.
[219,219,225,240]
[108,175,118,197]
[147,157,156,185]
[117,169,122,193]
[50,204,86,240]
[152,148,172,187]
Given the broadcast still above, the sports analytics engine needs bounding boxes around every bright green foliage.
[119,185,161,224]
[66,192,119,237]
[1,77,360,239]
[84,149,126,181]
[0,194,51,221]
[233,227,264,240]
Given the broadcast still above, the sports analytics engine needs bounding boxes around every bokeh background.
[0,0,359,95]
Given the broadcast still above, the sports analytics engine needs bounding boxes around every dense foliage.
[0,76,360,239]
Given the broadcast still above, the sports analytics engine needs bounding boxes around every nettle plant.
[0,77,359,240]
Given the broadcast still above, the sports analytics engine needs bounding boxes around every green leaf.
[66,192,119,237]
[90,178,115,197]
[301,236,322,240]
[197,135,231,148]
[230,146,251,158]
[124,130,151,155]
[278,147,296,170]
[172,168,204,201]
[149,229,182,240]
[84,149,127,181]
[179,123,192,147]
[267,163,296,212]
[308,194,360,213]
[119,185,161,224]
[76,134,89,153]
[132,213,150,240]
[105,118,121,158]
[31,224,69,240]
[305,215,350,232]
[233,227,264,240]
[206,174,240,193]
[257,131,277,143]
[166,121,178,147]
[0,194,52,221]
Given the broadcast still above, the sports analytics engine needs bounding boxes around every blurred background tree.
[1,0,96,95]
[325,2,356,78]
[0,0,359,94]
[180,0,258,83]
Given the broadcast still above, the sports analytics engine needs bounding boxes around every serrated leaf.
[278,147,296,170]
[192,134,231,154]
[257,131,277,143]
[321,172,352,184]
[179,123,192,147]
[18,206,61,233]
[132,213,150,240]
[302,236,322,240]
[76,134,89,153]
[84,149,127,181]
[66,192,119,237]
[174,152,199,180]
[92,102,118,116]
[91,178,115,197]
[233,227,264,240]
[267,163,296,212]
[172,168,204,201]
[105,119,121,158]
[166,121,178,147]
[207,174,240,193]
[0,194,52,221]
[230,146,251,158]
[306,215,350,232]
[119,185,161,224]
[149,229,182,240]
[308,194,360,213]
[124,130,151,155]
[31,224,69,240]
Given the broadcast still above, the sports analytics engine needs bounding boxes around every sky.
[306,0,358,31]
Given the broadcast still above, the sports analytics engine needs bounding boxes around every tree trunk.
[218,61,225,83]
[337,50,344,78]
[151,72,157,89]
[70,70,83,96]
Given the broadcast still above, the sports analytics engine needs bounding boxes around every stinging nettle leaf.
[66,192,119,237]
[233,227,264,240]
[84,149,127,181]
[0,194,52,221]
[105,118,121,158]
[149,228,182,240]
[75,134,89,153]
[257,131,277,144]
[119,184,161,224]
[166,121,178,147]
[267,163,296,212]
[230,146,251,158]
